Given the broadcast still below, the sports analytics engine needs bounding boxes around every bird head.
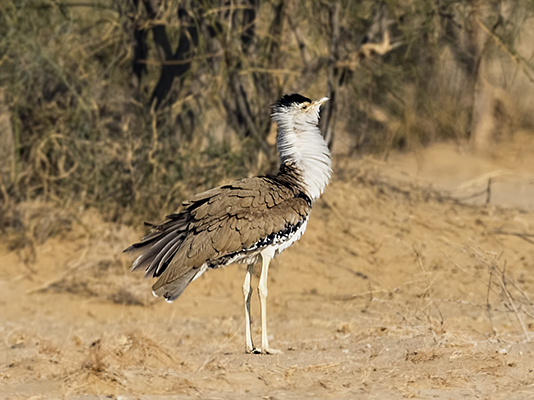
[271,94,329,128]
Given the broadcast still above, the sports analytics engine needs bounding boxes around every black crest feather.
[274,93,311,108]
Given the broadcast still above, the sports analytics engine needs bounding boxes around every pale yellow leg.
[242,264,257,353]
[258,249,282,355]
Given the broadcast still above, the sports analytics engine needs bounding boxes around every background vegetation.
[0,0,533,224]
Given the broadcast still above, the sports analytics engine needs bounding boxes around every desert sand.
[2,141,534,399]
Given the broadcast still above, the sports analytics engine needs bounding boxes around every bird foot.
[261,347,283,355]
[246,347,261,354]
[246,347,282,355]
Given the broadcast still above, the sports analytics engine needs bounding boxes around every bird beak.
[313,97,329,108]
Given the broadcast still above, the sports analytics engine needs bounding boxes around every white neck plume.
[273,112,332,201]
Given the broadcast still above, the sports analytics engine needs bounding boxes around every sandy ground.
[2,141,534,399]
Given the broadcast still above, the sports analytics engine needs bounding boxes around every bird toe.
[262,347,283,355]
[246,347,261,354]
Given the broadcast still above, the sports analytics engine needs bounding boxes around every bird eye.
[302,105,307,109]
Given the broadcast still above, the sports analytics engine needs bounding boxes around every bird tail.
[152,267,201,302]
[124,215,187,278]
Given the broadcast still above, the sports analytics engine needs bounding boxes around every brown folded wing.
[125,174,310,301]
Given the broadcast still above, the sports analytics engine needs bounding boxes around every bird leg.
[258,250,282,355]
[242,264,257,353]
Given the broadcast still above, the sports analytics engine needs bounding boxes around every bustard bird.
[125,94,332,354]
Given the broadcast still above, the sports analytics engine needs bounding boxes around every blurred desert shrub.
[334,1,534,153]
[0,0,533,225]
[0,0,252,223]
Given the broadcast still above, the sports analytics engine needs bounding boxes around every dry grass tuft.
[443,240,534,342]
[113,332,181,368]
[63,338,127,397]
[59,331,187,397]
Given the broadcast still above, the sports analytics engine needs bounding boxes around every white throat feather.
[272,97,332,201]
